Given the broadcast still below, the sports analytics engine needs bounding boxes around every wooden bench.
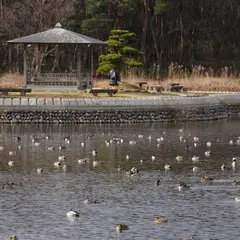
[135,81,147,89]
[89,89,118,96]
[166,83,185,92]
[145,85,164,92]
[0,88,32,96]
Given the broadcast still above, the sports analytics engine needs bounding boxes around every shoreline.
[0,93,239,123]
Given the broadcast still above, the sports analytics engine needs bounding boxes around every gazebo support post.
[77,45,81,90]
[23,44,27,88]
[89,45,94,89]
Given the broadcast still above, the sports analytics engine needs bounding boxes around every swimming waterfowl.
[66,210,79,217]
[48,146,55,151]
[37,168,43,174]
[232,158,237,169]
[93,160,102,167]
[92,149,97,156]
[193,136,199,142]
[206,141,212,147]
[233,180,240,185]
[192,156,199,162]
[202,175,214,181]
[155,180,160,186]
[58,155,66,161]
[154,217,168,224]
[151,155,156,161]
[192,166,199,172]
[176,155,183,161]
[235,197,240,202]
[179,136,184,141]
[77,158,89,164]
[164,164,172,170]
[59,146,66,150]
[8,160,15,166]
[221,164,225,171]
[8,235,18,240]
[54,161,62,167]
[34,141,40,146]
[177,182,190,191]
[205,151,211,156]
[9,151,15,156]
[116,224,129,232]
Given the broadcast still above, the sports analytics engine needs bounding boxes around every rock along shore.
[0,93,239,124]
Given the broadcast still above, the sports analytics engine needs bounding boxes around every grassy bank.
[0,73,239,99]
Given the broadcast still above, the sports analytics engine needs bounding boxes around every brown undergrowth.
[0,73,240,92]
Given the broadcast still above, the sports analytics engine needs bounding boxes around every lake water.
[0,115,240,240]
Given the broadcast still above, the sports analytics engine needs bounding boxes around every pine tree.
[96,29,143,75]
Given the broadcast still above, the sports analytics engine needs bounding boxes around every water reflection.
[0,117,240,240]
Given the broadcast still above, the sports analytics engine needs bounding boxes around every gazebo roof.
[7,23,107,45]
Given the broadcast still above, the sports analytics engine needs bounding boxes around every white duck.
[66,210,79,217]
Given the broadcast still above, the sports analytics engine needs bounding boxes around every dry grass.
[0,74,24,88]
[1,72,240,95]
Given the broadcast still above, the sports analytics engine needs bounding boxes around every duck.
[221,164,225,171]
[154,217,168,224]
[232,158,237,169]
[192,166,199,172]
[8,235,18,240]
[59,146,66,150]
[192,156,199,162]
[151,155,156,161]
[54,161,62,167]
[92,149,97,156]
[47,146,55,151]
[176,155,183,161]
[93,160,102,167]
[8,160,15,166]
[116,224,129,232]
[66,210,80,217]
[205,150,211,156]
[155,180,160,186]
[37,168,43,174]
[9,151,15,156]
[235,197,240,202]
[177,182,190,191]
[206,141,212,147]
[58,155,66,161]
[83,198,99,204]
[164,164,172,170]
[233,180,240,185]
[202,175,214,181]
[77,158,89,164]
[193,136,199,142]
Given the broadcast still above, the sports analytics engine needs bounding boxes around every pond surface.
[0,115,240,240]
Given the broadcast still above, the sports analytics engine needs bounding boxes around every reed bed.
[1,63,240,93]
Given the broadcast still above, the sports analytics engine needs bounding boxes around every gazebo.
[7,23,107,90]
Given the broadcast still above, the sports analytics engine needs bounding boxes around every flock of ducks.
[1,128,240,239]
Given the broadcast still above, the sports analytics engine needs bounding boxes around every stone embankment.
[0,93,239,124]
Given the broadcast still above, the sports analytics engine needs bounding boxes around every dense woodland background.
[0,0,240,78]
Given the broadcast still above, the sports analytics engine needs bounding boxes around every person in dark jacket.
[108,68,121,86]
